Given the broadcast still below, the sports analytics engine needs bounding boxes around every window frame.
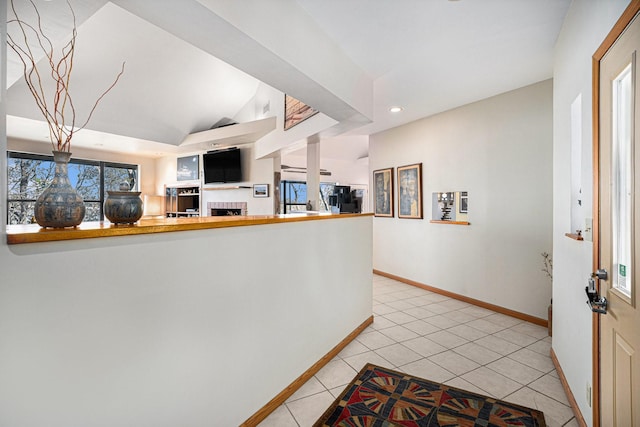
[280,180,337,214]
[7,151,139,224]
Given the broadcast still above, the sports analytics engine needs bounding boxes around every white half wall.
[552,0,630,424]
[370,80,553,320]
[0,216,373,426]
[1,0,6,236]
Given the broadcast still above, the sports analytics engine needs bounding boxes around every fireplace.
[211,208,242,216]
[207,202,247,216]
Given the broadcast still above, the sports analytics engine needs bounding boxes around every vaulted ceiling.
[5,0,571,159]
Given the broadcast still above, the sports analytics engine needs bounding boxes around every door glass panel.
[611,63,633,297]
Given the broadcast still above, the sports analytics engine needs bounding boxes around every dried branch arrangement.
[541,252,553,282]
[6,0,125,152]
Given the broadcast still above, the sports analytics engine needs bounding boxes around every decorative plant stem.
[6,0,125,152]
[541,252,553,281]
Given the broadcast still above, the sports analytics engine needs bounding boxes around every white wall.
[234,83,277,125]
[239,83,340,160]
[0,216,372,427]
[196,0,373,125]
[370,80,553,319]
[552,0,630,423]
[281,154,369,186]
[1,2,6,236]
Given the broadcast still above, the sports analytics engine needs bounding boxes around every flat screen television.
[203,148,242,183]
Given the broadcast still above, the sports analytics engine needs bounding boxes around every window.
[280,180,307,213]
[7,151,138,225]
[319,183,336,212]
[279,180,336,214]
[611,63,633,298]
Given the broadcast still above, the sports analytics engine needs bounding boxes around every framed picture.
[373,168,394,217]
[253,184,269,198]
[459,191,468,213]
[177,155,199,181]
[284,94,319,130]
[397,163,423,219]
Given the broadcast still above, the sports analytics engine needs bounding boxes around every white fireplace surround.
[207,202,248,216]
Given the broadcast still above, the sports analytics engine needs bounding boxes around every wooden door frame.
[591,2,640,425]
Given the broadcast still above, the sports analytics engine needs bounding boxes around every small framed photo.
[397,163,423,219]
[253,184,269,198]
[373,168,394,217]
[177,155,199,181]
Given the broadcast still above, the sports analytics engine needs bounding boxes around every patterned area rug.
[314,363,546,427]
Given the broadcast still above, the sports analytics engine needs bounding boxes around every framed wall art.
[373,168,394,217]
[253,184,269,198]
[397,163,423,219]
[177,155,199,181]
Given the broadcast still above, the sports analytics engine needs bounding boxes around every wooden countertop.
[6,213,372,245]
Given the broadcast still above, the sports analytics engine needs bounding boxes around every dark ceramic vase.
[104,182,143,224]
[34,151,86,228]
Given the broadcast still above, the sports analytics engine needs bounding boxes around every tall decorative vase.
[34,151,86,228]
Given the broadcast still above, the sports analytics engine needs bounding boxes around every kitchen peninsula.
[1,213,373,426]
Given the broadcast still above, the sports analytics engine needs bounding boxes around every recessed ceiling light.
[389,106,403,113]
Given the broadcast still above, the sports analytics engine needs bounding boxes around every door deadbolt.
[592,269,608,280]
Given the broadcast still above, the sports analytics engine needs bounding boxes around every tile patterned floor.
[258,275,577,427]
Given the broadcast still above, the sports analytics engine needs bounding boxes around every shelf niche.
[432,191,469,223]
[165,184,200,218]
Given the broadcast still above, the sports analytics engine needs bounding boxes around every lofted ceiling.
[5,0,571,160]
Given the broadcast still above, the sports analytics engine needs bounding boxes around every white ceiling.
[5,0,571,160]
[295,0,571,136]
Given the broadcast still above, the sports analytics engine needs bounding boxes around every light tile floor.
[258,275,577,427]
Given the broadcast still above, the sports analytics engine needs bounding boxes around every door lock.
[592,269,608,280]
[586,269,608,314]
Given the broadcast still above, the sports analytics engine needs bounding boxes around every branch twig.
[6,0,124,152]
[541,252,553,281]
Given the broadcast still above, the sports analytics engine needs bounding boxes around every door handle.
[586,269,608,314]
